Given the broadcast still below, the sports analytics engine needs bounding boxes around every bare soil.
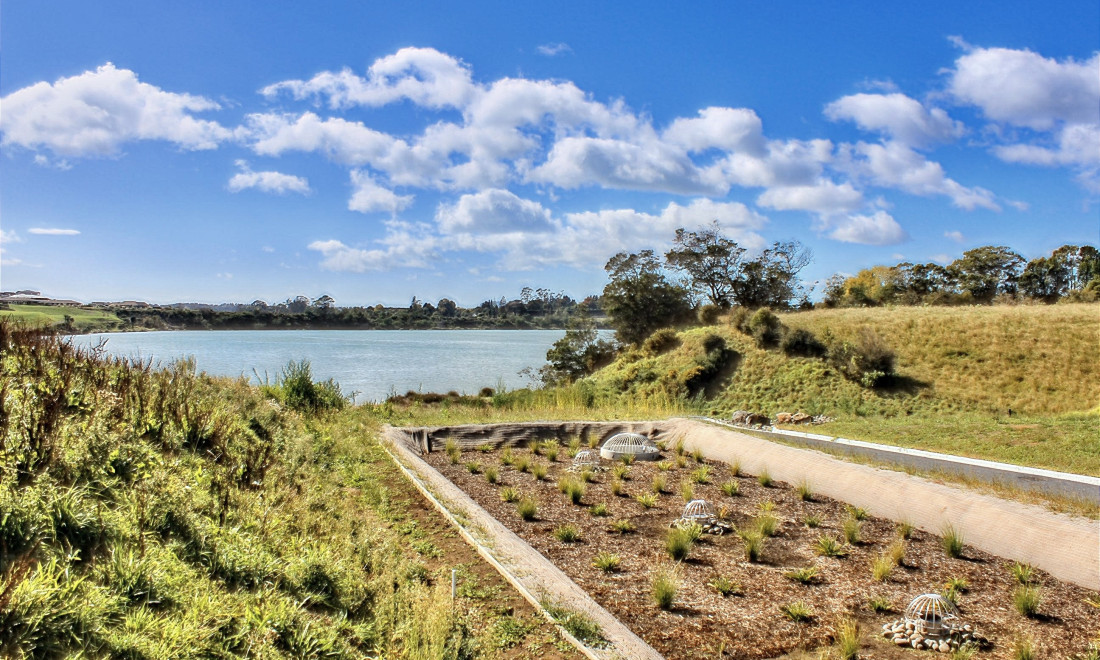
[425,443,1100,659]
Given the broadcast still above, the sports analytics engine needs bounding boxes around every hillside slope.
[580,303,1099,475]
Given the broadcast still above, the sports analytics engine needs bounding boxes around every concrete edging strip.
[697,417,1100,503]
[381,425,664,660]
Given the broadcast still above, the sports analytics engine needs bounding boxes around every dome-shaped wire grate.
[572,450,598,466]
[599,432,661,461]
[904,594,959,635]
[682,499,715,520]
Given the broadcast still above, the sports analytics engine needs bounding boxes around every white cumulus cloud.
[28,228,81,235]
[827,211,908,245]
[944,230,965,243]
[825,93,964,148]
[227,160,311,195]
[0,63,230,158]
[348,170,413,214]
[536,42,572,56]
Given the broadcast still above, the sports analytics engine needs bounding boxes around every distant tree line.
[114,288,597,332]
[823,244,1100,308]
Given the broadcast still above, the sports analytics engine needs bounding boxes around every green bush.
[748,309,784,348]
[826,328,896,388]
[781,328,827,358]
[642,328,681,355]
[278,359,348,414]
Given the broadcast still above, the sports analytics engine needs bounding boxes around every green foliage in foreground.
[0,322,532,659]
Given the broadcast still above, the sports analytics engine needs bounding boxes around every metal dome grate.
[599,433,660,461]
[682,499,715,520]
[904,594,959,636]
[572,450,598,467]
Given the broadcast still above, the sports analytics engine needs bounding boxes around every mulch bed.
[424,441,1099,659]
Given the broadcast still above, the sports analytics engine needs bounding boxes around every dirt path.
[383,426,664,660]
[664,418,1099,590]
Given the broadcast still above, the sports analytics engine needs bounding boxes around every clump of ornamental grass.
[593,552,621,573]
[500,447,515,466]
[674,440,686,456]
[652,565,680,610]
[544,444,560,463]
[692,448,705,463]
[785,565,819,585]
[691,465,711,484]
[587,435,599,449]
[484,466,499,484]
[709,576,742,597]
[530,462,548,481]
[758,499,775,512]
[675,455,688,469]
[477,442,494,453]
[609,519,635,534]
[611,464,630,480]
[887,539,907,567]
[871,554,895,582]
[680,481,694,503]
[720,480,740,497]
[868,595,892,613]
[610,476,625,497]
[834,616,860,660]
[568,436,581,454]
[943,577,969,606]
[897,520,914,539]
[842,517,862,545]
[815,535,848,558]
[740,530,765,562]
[796,480,814,501]
[636,492,658,509]
[757,468,773,487]
[941,523,964,558]
[847,506,869,521]
[729,457,741,477]
[1010,561,1036,585]
[619,454,635,466]
[1014,585,1042,618]
[665,527,696,561]
[1013,636,1036,660]
[514,455,531,473]
[780,600,813,622]
[650,474,667,494]
[558,477,586,505]
[500,487,519,503]
[804,514,822,528]
[579,468,595,483]
[755,513,779,537]
[516,498,538,521]
[445,439,461,464]
[553,524,581,543]
[465,461,481,474]
[656,460,672,472]
[589,502,608,517]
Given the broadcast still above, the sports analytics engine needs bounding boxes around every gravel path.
[664,418,1099,590]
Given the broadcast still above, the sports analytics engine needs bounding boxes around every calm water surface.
[73,330,567,402]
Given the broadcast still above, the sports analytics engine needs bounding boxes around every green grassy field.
[0,303,121,331]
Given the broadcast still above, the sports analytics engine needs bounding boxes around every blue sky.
[2,1,1097,306]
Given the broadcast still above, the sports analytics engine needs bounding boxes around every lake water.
[72,329,569,402]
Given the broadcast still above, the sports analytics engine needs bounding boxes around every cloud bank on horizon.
[1,40,1097,281]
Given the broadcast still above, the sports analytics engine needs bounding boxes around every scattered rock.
[775,412,793,424]
[789,412,812,424]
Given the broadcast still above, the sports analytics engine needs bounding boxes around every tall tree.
[601,250,692,345]
[664,222,746,308]
[732,240,813,308]
[948,246,1025,302]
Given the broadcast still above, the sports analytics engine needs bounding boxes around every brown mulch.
[425,444,1100,659]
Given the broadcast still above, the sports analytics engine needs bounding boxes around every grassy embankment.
[0,304,122,332]
[0,322,578,659]
[575,303,1099,477]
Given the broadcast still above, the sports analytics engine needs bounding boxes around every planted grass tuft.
[941,523,964,558]
[1014,585,1042,618]
[635,492,659,509]
[868,594,892,613]
[665,526,696,561]
[740,530,765,562]
[588,502,609,517]
[835,616,860,660]
[815,535,848,558]
[1010,561,1036,585]
[516,497,538,521]
[500,486,519,503]
[593,551,621,573]
[780,600,813,622]
[652,565,680,610]
[784,565,819,584]
[609,519,635,534]
[757,468,773,488]
[709,575,742,597]
[553,524,581,543]
[720,480,740,497]
[796,480,814,501]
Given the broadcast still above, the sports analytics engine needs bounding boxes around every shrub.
[650,475,667,494]
[643,328,681,355]
[665,527,696,561]
[593,552,621,573]
[589,502,609,517]
[697,304,723,325]
[871,554,894,582]
[796,480,814,501]
[484,467,499,484]
[780,600,813,622]
[740,530,765,562]
[1010,561,1036,585]
[815,535,848,557]
[868,595,892,613]
[826,328,896,388]
[279,359,348,414]
[636,493,658,509]
[785,566,819,584]
[757,469,773,487]
[804,514,822,528]
[517,498,538,521]
[553,524,581,543]
[941,524,964,558]
[729,306,752,333]
[835,616,860,660]
[691,465,711,484]
[781,328,827,358]
[500,487,519,503]
[652,566,680,610]
[720,480,740,496]
[1014,586,1042,617]
[709,576,742,597]
[748,308,784,348]
[609,519,635,534]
